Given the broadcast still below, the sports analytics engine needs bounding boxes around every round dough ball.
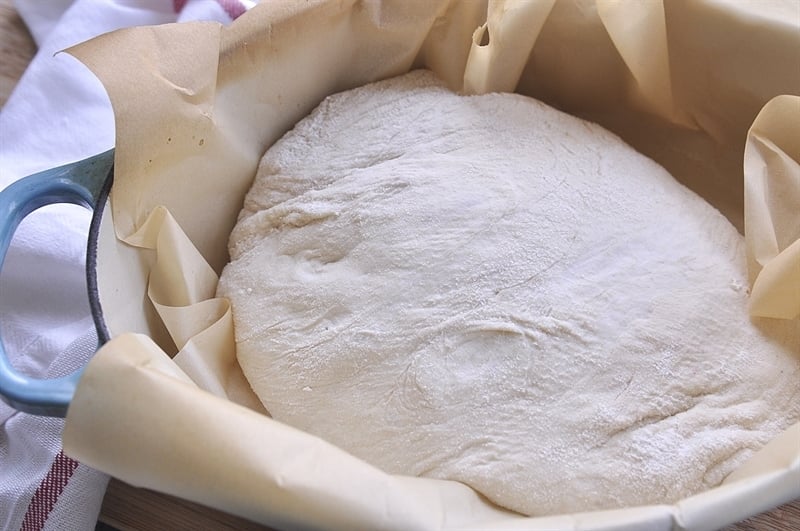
[217,70,800,516]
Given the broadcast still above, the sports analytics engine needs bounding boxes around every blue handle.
[0,150,114,417]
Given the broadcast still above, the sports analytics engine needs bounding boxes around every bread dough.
[217,70,800,516]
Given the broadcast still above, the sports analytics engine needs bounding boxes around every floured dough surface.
[217,70,800,516]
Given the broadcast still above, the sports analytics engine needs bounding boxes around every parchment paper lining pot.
[63,1,800,530]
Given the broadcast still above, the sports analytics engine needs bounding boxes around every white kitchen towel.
[0,1,252,529]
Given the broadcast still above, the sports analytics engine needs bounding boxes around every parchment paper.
[61,1,799,529]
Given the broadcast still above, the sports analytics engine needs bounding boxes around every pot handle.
[0,150,114,417]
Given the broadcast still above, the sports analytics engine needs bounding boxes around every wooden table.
[1,2,797,529]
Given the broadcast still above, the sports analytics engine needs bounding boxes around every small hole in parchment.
[478,25,490,47]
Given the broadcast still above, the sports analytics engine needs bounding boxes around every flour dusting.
[217,70,800,516]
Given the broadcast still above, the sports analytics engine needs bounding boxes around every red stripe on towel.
[19,451,80,531]
[216,0,247,19]
[174,0,246,19]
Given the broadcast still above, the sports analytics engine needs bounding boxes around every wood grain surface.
[0,0,35,108]
[1,1,797,529]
